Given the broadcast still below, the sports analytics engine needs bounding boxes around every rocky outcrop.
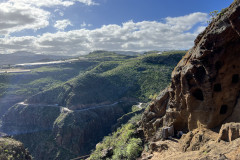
[217,122,240,142]
[140,127,240,160]
[0,137,32,160]
[142,0,240,138]
[1,104,60,135]
[53,102,134,156]
[0,95,25,117]
[141,135,240,160]
[1,102,135,159]
[180,128,217,152]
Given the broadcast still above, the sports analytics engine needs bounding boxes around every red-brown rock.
[142,0,240,138]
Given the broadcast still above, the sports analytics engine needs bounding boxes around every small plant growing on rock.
[208,8,227,23]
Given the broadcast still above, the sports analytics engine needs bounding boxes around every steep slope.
[0,137,32,160]
[89,112,144,160]
[1,51,184,159]
[27,51,184,109]
[139,1,240,159]
[142,0,240,136]
[0,59,94,117]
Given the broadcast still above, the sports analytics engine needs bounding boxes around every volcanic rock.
[217,122,240,142]
[142,0,240,138]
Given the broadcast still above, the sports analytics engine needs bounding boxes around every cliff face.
[1,104,60,135]
[52,102,135,156]
[1,102,135,159]
[142,0,240,138]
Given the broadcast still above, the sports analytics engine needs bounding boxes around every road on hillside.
[17,101,141,113]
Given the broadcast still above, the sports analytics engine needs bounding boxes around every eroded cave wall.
[142,0,240,138]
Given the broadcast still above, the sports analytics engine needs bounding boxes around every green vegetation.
[0,50,184,104]
[0,138,32,160]
[208,8,227,23]
[28,51,185,106]
[0,50,185,160]
[89,114,143,160]
[0,60,95,97]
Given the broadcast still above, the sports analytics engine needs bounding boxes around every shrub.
[126,138,143,160]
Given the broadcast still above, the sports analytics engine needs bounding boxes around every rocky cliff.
[140,0,240,159]
[0,137,32,160]
[142,0,240,137]
[1,102,135,159]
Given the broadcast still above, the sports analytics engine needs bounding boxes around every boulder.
[180,128,217,152]
[217,122,240,142]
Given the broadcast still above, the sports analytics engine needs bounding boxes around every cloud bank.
[0,2,50,35]
[0,5,208,55]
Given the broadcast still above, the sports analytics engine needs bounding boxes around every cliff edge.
[142,0,240,137]
[141,0,240,159]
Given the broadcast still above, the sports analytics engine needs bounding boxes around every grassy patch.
[89,114,142,160]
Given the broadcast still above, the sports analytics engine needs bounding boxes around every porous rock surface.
[217,122,240,142]
[142,0,240,138]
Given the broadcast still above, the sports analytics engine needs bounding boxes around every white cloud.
[75,0,98,6]
[165,12,208,32]
[0,0,98,35]
[0,36,36,53]
[0,12,209,55]
[54,9,64,16]
[81,21,92,28]
[195,26,206,34]
[81,22,87,28]
[0,2,50,35]
[54,19,73,30]
[7,0,97,7]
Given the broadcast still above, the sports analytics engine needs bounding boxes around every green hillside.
[27,51,185,108]
[0,137,32,160]
[0,50,185,159]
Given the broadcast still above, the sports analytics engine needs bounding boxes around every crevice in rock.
[194,66,206,83]
[220,105,228,114]
[192,88,204,101]
[214,83,222,92]
[186,73,194,89]
[232,74,239,83]
[215,61,223,70]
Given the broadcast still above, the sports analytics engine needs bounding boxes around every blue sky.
[0,0,233,55]
[65,0,231,28]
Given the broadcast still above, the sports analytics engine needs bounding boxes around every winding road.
[17,101,140,113]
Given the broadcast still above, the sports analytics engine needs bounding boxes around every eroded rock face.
[217,122,240,142]
[1,102,135,159]
[180,128,217,152]
[142,0,240,138]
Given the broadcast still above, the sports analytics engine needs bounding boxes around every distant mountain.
[0,51,72,66]
[113,51,142,56]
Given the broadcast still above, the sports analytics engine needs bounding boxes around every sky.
[0,0,233,56]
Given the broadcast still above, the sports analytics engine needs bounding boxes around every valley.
[1,0,236,160]
[0,51,184,159]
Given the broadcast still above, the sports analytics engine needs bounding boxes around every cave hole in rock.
[215,61,222,70]
[194,66,206,83]
[186,73,194,89]
[232,74,239,83]
[192,88,204,101]
[213,83,222,92]
[220,105,228,114]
